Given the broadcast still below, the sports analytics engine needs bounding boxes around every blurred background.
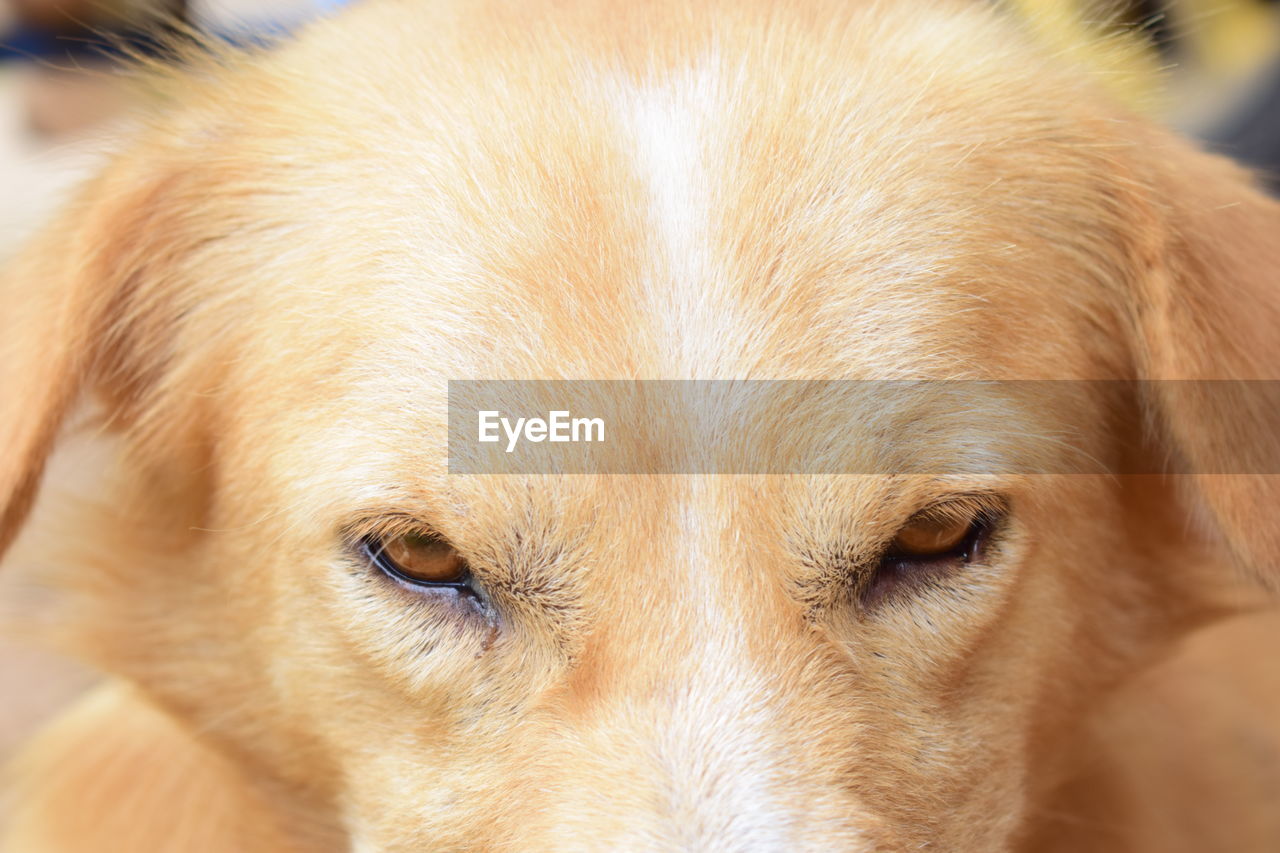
[1,0,1279,767]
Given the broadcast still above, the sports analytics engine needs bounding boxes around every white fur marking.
[611,62,752,377]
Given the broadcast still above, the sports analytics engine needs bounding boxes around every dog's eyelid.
[886,492,1006,542]
[909,491,1007,524]
[339,512,449,548]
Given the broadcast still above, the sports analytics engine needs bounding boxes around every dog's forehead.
[217,0,1136,529]
[233,0,1130,386]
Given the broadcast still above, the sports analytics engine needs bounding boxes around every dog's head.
[2,1,1278,850]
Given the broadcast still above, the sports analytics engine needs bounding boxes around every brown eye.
[887,514,974,559]
[862,499,1003,608]
[363,533,471,588]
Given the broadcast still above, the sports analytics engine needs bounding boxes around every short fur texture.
[2,1,1279,850]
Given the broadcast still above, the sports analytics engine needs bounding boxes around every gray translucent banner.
[446,380,1280,475]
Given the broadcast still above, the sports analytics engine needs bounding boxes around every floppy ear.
[1130,129,1280,589]
[0,211,81,558]
[0,148,200,559]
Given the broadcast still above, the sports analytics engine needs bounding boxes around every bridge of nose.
[560,490,803,706]
[528,608,878,852]
[535,503,857,805]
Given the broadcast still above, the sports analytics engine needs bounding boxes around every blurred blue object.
[0,25,173,64]
[0,0,351,64]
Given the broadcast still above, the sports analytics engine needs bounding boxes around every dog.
[2,0,1279,850]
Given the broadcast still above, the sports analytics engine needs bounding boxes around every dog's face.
[2,2,1278,851]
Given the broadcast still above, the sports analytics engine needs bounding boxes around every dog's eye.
[361,533,471,588]
[863,499,1001,607]
[887,514,976,560]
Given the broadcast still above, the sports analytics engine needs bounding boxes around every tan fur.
[2,1,1279,850]
[1,684,310,853]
